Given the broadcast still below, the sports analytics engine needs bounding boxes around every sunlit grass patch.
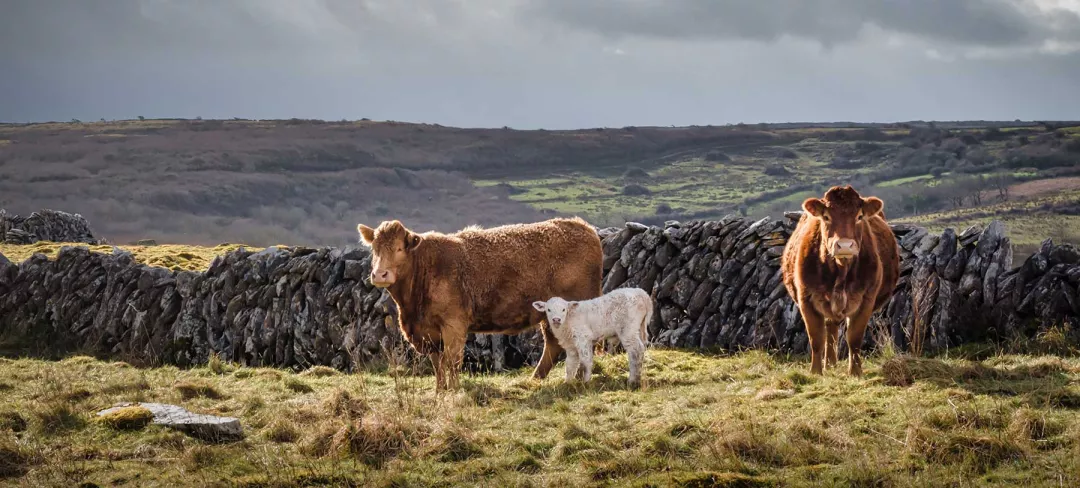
[0,241,259,271]
[1,347,1079,485]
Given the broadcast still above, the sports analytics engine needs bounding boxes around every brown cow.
[781,185,900,377]
[357,217,603,391]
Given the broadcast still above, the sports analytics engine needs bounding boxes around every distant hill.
[1,118,1078,247]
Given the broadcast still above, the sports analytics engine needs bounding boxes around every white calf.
[532,287,652,387]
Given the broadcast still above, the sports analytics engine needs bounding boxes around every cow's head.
[532,297,575,328]
[357,220,422,288]
[802,185,884,262]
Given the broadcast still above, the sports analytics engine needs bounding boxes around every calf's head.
[532,297,576,328]
[802,185,884,262]
[357,220,422,288]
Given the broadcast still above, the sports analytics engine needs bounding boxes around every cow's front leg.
[799,300,827,375]
[533,321,565,380]
[845,303,874,378]
[824,319,840,368]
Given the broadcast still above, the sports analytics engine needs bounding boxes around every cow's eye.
[822,215,831,223]
[858,214,864,221]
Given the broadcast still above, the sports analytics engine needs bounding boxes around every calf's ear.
[532,301,547,312]
[802,198,826,217]
[862,197,884,217]
[357,224,376,246]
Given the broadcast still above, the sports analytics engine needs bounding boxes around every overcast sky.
[2,0,1079,129]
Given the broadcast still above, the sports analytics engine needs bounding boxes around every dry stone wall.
[1,215,1078,372]
[0,208,104,245]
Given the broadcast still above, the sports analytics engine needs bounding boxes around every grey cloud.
[1,0,1079,127]
[523,0,1080,47]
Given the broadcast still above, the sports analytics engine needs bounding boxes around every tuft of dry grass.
[329,416,415,468]
[174,380,223,400]
[321,388,368,420]
[301,366,342,378]
[283,377,314,394]
[34,401,86,435]
[263,419,302,444]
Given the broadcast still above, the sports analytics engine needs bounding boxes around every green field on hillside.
[474,138,901,224]
[894,188,1080,250]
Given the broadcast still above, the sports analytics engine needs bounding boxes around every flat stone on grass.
[97,402,243,442]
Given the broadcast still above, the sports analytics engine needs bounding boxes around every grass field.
[3,341,1080,487]
[894,189,1080,249]
[472,140,885,224]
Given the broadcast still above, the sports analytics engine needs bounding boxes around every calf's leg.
[577,340,595,383]
[564,348,581,383]
[621,332,645,389]
[799,301,827,375]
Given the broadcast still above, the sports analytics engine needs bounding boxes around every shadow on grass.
[881,355,1080,409]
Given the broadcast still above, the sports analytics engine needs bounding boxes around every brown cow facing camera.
[357,217,603,392]
[781,185,900,377]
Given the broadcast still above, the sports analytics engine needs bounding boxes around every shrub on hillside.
[705,151,731,162]
[764,164,793,176]
[622,184,651,196]
[982,127,1006,141]
[655,203,673,215]
[623,166,649,179]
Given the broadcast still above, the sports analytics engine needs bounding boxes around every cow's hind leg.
[429,352,446,392]
[532,321,565,380]
[824,319,840,368]
[442,323,468,391]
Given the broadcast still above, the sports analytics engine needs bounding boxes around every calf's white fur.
[532,287,652,387]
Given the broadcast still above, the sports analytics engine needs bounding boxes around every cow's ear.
[357,224,376,246]
[406,232,422,251]
[802,198,826,217]
[532,301,547,312]
[862,197,884,217]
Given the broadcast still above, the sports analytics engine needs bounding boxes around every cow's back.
[459,218,603,333]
